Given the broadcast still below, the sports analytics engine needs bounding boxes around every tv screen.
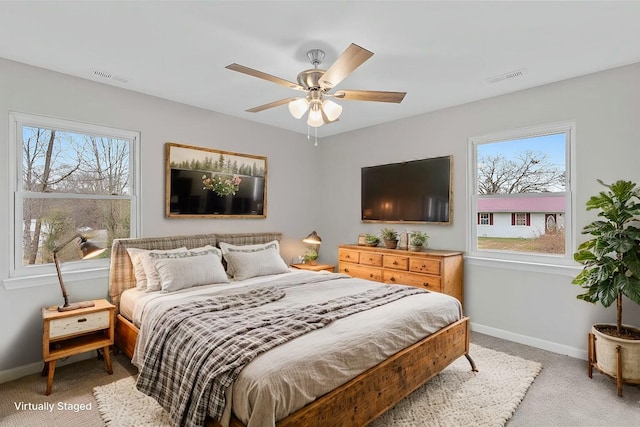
[361,156,452,223]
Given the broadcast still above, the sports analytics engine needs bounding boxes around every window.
[7,113,140,286]
[468,122,575,267]
[479,213,490,225]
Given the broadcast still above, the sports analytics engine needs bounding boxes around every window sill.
[3,267,109,290]
[464,255,582,277]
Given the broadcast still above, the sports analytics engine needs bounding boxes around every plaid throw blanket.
[136,282,427,427]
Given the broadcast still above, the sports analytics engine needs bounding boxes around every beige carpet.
[93,344,541,427]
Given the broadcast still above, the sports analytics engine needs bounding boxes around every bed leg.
[465,353,478,372]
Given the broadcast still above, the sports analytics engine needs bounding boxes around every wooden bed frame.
[109,232,476,427]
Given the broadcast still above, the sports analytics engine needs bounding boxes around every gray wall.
[1,56,639,379]
[0,58,318,375]
[317,61,640,357]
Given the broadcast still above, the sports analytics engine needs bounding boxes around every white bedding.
[126,269,462,427]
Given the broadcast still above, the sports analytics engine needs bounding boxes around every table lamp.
[53,234,107,312]
[302,230,322,255]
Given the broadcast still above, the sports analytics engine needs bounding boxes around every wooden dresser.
[338,244,464,306]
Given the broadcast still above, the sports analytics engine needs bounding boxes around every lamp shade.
[322,99,342,122]
[288,98,309,119]
[79,238,107,259]
[307,106,324,127]
[303,231,322,245]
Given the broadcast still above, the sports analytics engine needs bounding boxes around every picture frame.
[165,142,267,218]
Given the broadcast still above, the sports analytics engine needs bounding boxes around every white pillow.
[152,253,229,292]
[223,247,289,281]
[127,247,186,290]
[219,240,280,276]
[147,246,223,288]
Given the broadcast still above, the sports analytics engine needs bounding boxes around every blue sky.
[477,132,566,168]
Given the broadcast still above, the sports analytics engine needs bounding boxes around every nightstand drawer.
[49,311,110,339]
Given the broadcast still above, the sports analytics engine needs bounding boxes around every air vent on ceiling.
[486,68,526,84]
[92,69,128,83]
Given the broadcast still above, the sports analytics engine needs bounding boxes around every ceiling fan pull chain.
[314,127,318,147]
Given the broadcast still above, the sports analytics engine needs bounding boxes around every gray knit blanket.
[135,278,427,427]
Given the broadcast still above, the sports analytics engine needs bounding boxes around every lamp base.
[58,301,95,312]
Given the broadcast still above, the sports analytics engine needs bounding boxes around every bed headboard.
[108,232,283,309]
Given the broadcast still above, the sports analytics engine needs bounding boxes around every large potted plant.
[573,179,640,396]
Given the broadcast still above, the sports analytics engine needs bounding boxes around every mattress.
[127,270,462,427]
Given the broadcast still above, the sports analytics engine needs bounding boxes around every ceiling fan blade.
[334,90,406,103]
[319,44,374,90]
[246,97,300,113]
[226,63,304,91]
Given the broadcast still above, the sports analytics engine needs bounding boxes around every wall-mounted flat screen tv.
[361,155,452,224]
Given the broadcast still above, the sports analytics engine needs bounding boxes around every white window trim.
[3,112,141,290]
[466,121,577,272]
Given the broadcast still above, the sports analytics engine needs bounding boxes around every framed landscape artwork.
[165,142,267,218]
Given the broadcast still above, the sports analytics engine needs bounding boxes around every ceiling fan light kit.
[226,43,406,129]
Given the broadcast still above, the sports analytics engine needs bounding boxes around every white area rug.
[94,344,541,427]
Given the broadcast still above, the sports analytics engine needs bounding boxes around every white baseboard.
[0,352,94,384]
[471,322,588,360]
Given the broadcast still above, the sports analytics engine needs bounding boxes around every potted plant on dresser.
[573,179,640,396]
[380,228,398,249]
[408,231,429,252]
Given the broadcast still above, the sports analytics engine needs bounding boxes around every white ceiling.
[1,1,639,137]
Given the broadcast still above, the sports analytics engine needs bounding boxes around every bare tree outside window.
[472,131,570,257]
[20,126,132,267]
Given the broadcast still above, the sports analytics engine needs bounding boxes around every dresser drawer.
[383,270,442,291]
[339,249,360,264]
[339,263,383,282]
[359,252,383,267]
[409,258,442,275]
[383,255,409,271]
[49,310,110,339]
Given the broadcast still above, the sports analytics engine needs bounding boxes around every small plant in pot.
[302,248,319,266]
[380,228,398,249]
[408,231,429,252]
[572,179,640,396]
[364,234,380,247]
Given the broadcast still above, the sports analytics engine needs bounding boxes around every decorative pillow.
[223,246,289,281]
[144,246,222,290]
[218,240,280,276]
[151,253,229,292]
[127,247,186,290]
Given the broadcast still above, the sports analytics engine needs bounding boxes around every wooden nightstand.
[291,263,336,273]
[41,299,115,395]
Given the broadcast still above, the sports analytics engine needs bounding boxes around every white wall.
[318,62,640,358]
[0,58,319,375]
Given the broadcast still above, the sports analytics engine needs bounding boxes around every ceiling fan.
[225,43,406,127]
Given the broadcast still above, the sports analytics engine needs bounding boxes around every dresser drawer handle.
[421,264,426,268]
[368,258,373,261]
[393,261,398,265]
[346,255,351,259]
[77,318,87,323]
[390,277,396,282]
[344,268,349,273]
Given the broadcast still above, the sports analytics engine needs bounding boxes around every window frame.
[4,112,141,289]
[466,121,578,274]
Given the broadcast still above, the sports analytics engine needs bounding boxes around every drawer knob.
[422,264,426,268]
[393,261,398,265]
[344,268,349,273]
[77,318,87,323]
[390,277,396,282]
